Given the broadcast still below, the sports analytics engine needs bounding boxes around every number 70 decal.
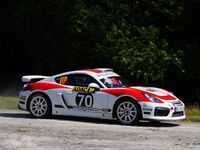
[75,93,94,107]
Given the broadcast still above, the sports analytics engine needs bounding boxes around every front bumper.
[139,100,186,121]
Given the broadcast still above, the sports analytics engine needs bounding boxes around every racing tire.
[29,94,51,118]
[115,100,140,125]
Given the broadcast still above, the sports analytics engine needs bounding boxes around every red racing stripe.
[82,69,103,74]
[27,82,71,91]
[100,88,176,102]
[100,88,151,102]
[27,82,176,102]
[144,91,176,100]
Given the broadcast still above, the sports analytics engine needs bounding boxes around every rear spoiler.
[22,75,49,83]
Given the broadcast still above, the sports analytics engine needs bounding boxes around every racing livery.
[19,68,185,125]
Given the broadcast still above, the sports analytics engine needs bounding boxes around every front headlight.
[142,93,162,103]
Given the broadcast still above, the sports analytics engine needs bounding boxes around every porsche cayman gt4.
[19,68,186,125]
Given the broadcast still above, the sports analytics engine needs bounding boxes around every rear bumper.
[18,104,24,110]
[18,90,30,111]
[139,100,186,121]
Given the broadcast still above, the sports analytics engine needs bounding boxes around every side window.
[67,75,88,86]
[55,75,68,85]
[55,74,102,87]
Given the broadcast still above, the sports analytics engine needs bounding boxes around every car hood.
[101,86,177,101]
[130,86,171,97]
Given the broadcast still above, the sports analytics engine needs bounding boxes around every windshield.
[100,76,131,88]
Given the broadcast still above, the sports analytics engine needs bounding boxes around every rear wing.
[94,68,113,72]
[22,75,49,83]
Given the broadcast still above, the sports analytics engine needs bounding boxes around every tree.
[71,0,183,84]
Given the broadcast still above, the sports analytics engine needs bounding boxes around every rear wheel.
[29,94,51,118]
[116,100,140,125]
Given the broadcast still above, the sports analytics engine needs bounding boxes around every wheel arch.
[26,91,52,113]
[112,95,142,119]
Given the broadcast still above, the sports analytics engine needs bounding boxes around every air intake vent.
[154,107,170,116]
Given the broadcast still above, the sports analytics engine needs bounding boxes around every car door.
[61,74,110,116]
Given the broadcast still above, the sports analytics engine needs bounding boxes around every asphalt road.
[0,110,199,150]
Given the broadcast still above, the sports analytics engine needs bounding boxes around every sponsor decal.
[142,108,153,111]
[97,72,118,77]
[71,106,111,112]
[73,86,95,93]
[61,92,110,112]
[75,93,94,107]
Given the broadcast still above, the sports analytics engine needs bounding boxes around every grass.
[184,104,200,122]
[0,96,18,109]
[0,96,199,122]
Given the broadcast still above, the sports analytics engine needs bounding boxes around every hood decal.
[130,86,176,100]
[131,86,168,96]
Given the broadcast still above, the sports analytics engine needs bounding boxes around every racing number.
[75,93,93,107]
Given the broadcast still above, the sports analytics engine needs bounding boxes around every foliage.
[0,0,199,103]
[185,104,200,122]
[72,0,183,83]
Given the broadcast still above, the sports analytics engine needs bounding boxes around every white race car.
[19,68,186,125]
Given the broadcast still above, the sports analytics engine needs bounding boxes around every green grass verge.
[184,104,200,122]
[0,96,18,109]
[0,96,199,122]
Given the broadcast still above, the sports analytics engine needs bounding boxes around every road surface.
[0,110,199,150]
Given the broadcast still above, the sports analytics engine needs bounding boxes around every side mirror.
[88,83,100,91]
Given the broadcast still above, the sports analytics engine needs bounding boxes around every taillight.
[22,84,29,91]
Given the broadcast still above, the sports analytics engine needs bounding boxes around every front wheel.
[116,100,140,125]
[29,94,51,118]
